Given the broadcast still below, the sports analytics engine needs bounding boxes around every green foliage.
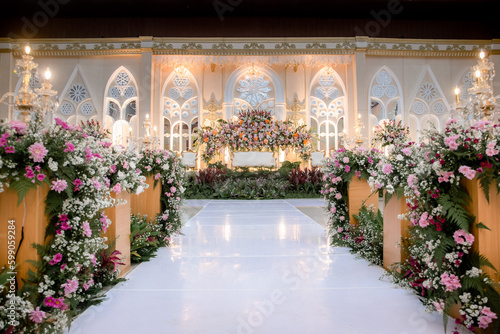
[10,177,38,205]
[349,205,384,265]
[130,214,169,263]
[437,193,474,231]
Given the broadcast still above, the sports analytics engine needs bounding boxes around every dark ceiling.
[1,0,499,39]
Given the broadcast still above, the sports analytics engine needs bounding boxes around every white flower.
[466,267,482,278]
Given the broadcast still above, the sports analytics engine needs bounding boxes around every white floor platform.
[67,199,469,334]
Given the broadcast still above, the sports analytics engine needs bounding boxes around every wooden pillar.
[131,175,162,220]
[383,193,410,270]
[347,177,379,225]
[461,179,500,290]
[0,184,49,288]
[103,191,131,277]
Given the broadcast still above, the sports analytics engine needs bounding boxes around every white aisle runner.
[68,200,465,334]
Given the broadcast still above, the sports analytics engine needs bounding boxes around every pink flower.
[162,214,169,220]
[330,207,336,213]
[61,278,79,296]
[28,142,48,162]
[61,263,67,271]
[382,163,393,174]
[440,272,461,292]
[112,183,122,194]
[339,216,345,221]
[9,120,27,135]
[355,171,361,178]
[37,173,46,182]
[4,146,15,153]
[91,253,97,266]
[49,253,62,265]
[432,300,445,314]
[375,183,383,189]
[345,165,350,173]
[486,147,499,157]
[453,229,475,245]
[44,296,56,307]
[170,186,177,193]
[401,147,411,156]
[51,179,68,193]
[55,118,70,130]
[30,306,46,323]
[458,166,476,180]
[419,212,429,228]
[73,178,83,191]
[83,279,94,291]
[155,173,161,180]
[64,142,75,153]
[337,227,343,232]
[25,166,35,179]
[342,157,349,163]
[478,307,498,329]
[93,180,102,190]
[82,221,92,237]
[335,193,342,200]
[444,135,460,150]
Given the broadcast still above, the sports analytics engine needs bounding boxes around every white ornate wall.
[1,37,499,156]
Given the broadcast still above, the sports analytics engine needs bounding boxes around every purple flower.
[28,142,48,162]
[73,178,83,191]
[51,179,68,193]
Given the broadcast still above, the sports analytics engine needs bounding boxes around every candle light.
[454,87,460,104]
[24,45,31,55]
[153,125,157,135]
[479,50,485,60]
[44,68,51,80]
[146,113,150,119]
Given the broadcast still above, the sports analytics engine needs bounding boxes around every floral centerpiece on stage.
[197,110,313,163]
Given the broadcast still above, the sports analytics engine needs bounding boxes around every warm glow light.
[146,113,150,119]
[24,45,31,55]
[358,114,361,119]
[454,87,460,95]
[479,50,485,59]
[44,68,51,80]
[475,70,481,78]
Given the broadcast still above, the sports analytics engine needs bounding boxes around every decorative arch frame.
[224,65,285,120]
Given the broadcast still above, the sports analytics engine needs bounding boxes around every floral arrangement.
[197,110,313,163]
[321,147,381,246]
[130,214,171,263]
[388,119,500,332]
[136,149,185,235]
[0,116,185,333]
[0,117,116,333]
[372,119,410,148]
[350,205,384,265]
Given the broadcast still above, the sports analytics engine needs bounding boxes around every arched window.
[162,67,199,153]
[309,67,346,155]
[104,67,138,146]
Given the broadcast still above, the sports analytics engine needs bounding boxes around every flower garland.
[0,118,184,333]
[389,119,500,331]
[321,147,381,246]
[136,149,185,235]
[197,110,313,163]
[0,117,118,333]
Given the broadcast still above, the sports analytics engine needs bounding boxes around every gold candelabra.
[454,50,500,123]
[0,45,58,123]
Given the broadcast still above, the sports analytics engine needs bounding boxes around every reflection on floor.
[67,199,469,334]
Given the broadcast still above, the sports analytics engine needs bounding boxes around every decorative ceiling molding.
[154,54,353,69]
[3,37,498,57]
